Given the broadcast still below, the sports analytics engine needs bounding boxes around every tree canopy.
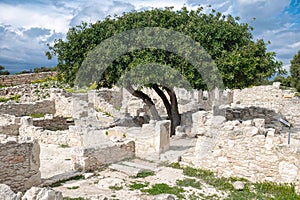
[46,6,285,135]
[290,50,300,92]
[47,6,284,89]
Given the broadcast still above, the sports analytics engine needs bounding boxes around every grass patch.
[176,178,201,189]
[133,170,155,178]
[109,185,123,190]
[30,113,45,118]
[182,166,300,199]
[168,162,182,169]
[59,144,70,148]
[183,166,233,191]
[142,183,184,199]
[67,186,80,190]
[129,181,149,190]
[0,94,21,103]
[63,197,86,200]
[95,107,113,117]
[50,175,84,187]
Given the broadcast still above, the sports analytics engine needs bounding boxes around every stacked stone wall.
[0,72,57,87]
[0,138,41,192]
[192,119,300,191]
[32,116,73,131]
[232,84,300,124]
[71,140,135,171]
[0,100,55,117]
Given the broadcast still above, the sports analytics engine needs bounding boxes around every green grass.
[168,162,182,169]
[30,113,45,118]
[59,144,70,148]
[50,175,84,187]
[133,170,155,178]
[63,197,86,200]
[176,178,202,189]
[142,183,184,199]
[0,94,21,103]
[182,166,300,200]
[109,185,123,190]
[67,186,80,190]
[129,181,149,190]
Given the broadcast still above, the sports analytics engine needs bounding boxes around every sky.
[0,0,299,73]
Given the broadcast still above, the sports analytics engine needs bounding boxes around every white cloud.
[0,3,73,33]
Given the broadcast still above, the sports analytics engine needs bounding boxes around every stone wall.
[32,116,74,131]
[192,119,300,190]
[0,72,57,87]
[19,117,81,147]
[0,114,21,136]
[71,140,135,171]
[232,84,300,124]
[0,100,55,117]
[0,137,41,192]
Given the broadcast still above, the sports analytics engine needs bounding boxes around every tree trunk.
[163,87,181,136]
[126,85,161,121]
[153,84,181,136]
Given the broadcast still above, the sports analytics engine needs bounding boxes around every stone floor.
[38,137,202,199]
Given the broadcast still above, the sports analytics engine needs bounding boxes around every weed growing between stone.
[129,181,149,190]
[142,183,184,199]
[50,175,85,187]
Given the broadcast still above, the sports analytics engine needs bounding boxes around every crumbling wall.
[71,140,135,171]
[0,137,41,192]
[232,84,300,124]
[192,119,300,190]
[32,116,73,131]
[0,114,21,136]
[19,117,81,147]
[0,72,57,87]
[0,100,55,117]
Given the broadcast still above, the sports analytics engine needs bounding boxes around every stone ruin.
[0,79,299,196]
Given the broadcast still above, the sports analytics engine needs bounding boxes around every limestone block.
[232,181,245,190]
[22,187,63,200]
[279,161,298,183]
[0,184,20,200]
[243,126,259,137]
[154,120,170,153]
[253,118,265,129]
[20,116,33,126]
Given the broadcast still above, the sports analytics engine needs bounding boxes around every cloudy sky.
[0,0,299,73]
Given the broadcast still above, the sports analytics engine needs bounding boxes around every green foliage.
[108,184,123,190]
[168,162,182,169]
[67,186,80,190]
[274,75,292,88]
[176,178,202,189]
[50,175,84,187]
[134,170,155,178]
[142,183,184,199]
[129,181,149,190]
[0,94,21,103]
[15,66,56,75]
[63,197,86,200]
[0,65,10,75]
[182,166,300,199]
[290,50,300,92]
[58,144,70,148]
[47,6,283,89]
[30,113,45,118]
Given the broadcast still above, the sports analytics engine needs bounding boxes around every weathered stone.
[0,184,20,200]
[232,181,245,190]
[278,161,298,183]
[22,187,63,200]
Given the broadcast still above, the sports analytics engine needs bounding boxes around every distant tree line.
[0,65,10,75]
[0,66,57,75]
